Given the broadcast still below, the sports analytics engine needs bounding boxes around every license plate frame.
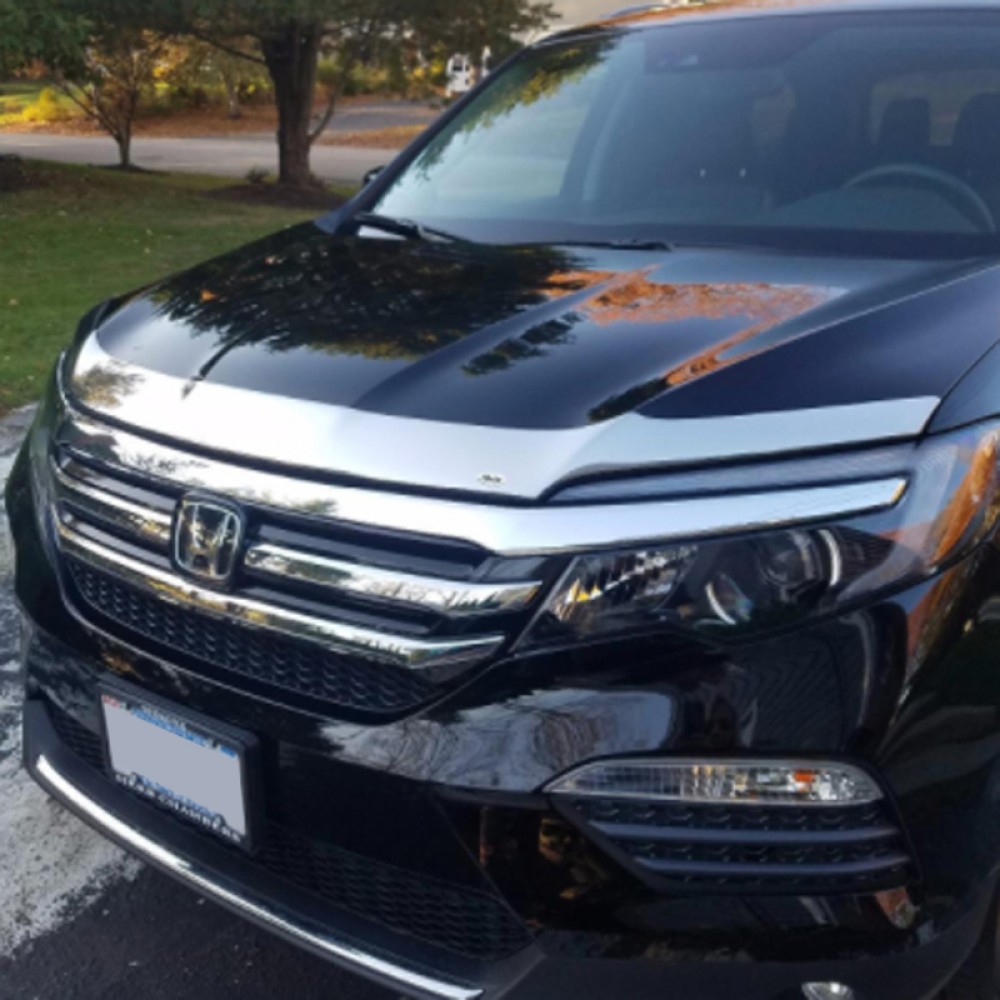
[100,681,262,853]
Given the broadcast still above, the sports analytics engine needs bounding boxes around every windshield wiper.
[553,238,677,252]
[352,212,467,245]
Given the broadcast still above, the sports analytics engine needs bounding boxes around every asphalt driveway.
[0,407,393,1000]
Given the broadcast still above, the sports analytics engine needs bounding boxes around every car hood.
[69,222,1000,499]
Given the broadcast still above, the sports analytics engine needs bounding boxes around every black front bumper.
[23,700,519,1000]
[17,623,993,1000]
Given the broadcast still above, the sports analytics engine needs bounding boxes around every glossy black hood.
[86,222,1000,433]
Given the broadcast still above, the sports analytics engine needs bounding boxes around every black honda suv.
[14,2,1000,998]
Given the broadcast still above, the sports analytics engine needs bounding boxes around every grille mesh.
[68,559,437,715]
[46,703,531,960]
[50,703,105,767]
[259,823,531,960]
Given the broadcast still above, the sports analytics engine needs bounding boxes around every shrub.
[245,166,272,185]
[20,87,75,124]
[409,60,447,100]
[340,63,394,98]
[239,78,273,106]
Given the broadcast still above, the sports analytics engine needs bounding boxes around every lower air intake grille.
[50,703,105,769]
[45,703,532,960]
[67,559,438,715]
[259,823,532,960]
[563,798,913,895]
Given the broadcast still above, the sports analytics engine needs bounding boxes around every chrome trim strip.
[71,336,938,500]
[54,463,173,548]
[33,755,482,1000]
[58,414,909,557]
[245,543,541,616]
[56,521,504,670]
[545,758,884,807]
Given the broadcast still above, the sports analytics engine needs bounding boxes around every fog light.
[546,759,883,806]
[803,985,855,1000]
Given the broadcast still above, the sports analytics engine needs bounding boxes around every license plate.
[101,686,258,851]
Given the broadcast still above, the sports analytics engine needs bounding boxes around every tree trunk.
[221,71,242,119]
[114,127,132,169]
[260,20,321,187]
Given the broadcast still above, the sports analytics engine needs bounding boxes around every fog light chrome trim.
[34,753,482,1000]
[546,759,884,807]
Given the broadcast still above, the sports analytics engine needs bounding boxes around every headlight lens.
[525,421,1000,646]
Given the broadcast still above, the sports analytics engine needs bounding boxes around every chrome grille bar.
[245,543,541,616]
[56,521,505,671]
[54,463,173,549]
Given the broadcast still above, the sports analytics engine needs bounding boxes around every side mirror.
[363,165,386,187]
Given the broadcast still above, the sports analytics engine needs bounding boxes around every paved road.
[0,134,398,186]
[324,99,439,134]
[0,408,394,1000]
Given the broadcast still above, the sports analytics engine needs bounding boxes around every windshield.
[373,11,1000,257]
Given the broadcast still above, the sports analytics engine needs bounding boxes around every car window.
[373,11,1000,257]
[379,52,609,213]
[872,69,1000,146]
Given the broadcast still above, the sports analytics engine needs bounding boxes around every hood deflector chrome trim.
[57,411,909,557]
[70,335,938,501]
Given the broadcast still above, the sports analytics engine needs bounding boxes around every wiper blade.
[352,212,466,245]
[555,238,677,251]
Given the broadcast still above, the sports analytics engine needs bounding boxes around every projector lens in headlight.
[545,546,697,634]
[525,421,1000,646]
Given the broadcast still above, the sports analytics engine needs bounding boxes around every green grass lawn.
[0,162,342,414]
[0,82,37,125]
[0,81,45,107]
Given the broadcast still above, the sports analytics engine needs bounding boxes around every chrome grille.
[51,438,550,715]
[244,544,540,616]
[67,559,441,712]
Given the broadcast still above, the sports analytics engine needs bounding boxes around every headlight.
[523,421,1000,646]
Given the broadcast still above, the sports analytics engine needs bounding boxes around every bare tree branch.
[186,26,266,65]
[50,76,116,137]
[308,89,336,144]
